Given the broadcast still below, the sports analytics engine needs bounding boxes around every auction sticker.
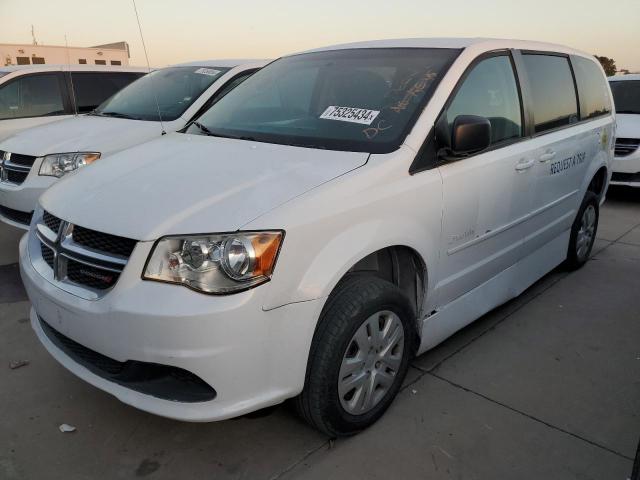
[194,68,221,76]
[320,106,380,125]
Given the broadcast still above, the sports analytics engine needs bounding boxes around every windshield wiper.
[97,111,141,120]
[191,122,257,142]
[192,121,215,136]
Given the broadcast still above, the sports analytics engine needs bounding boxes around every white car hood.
[41,133,368,240]
[0,115,169,157]
[615,113,640,139]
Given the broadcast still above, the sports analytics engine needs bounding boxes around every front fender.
[250,152,444,312]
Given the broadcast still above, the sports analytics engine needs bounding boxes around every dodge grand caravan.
[0,64,146,141]
[21,39,614,436]
[608,74,640,187]
[0,59,266,228]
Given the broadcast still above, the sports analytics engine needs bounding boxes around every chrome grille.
[0,151,37,186]
[73,225,137,257]
[40,242,54,268]
[43,211,61,233]
[33,211,136,295]
[614,138,640,157]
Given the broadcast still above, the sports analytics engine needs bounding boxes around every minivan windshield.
[187,48,460,153]
[93,66,229,121]
[609,80,640,115]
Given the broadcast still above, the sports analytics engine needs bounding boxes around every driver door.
[435,53,535,307]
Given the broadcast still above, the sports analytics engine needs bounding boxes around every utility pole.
[31,25,38,45]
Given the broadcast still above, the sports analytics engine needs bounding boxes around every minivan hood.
[41,133,368,240]
[615,113,640,139]
[0,115,169,157]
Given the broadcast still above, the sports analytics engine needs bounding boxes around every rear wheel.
[565,191,599,270]
[294,275,416,436]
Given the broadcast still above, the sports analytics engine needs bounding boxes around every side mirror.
[451,115,491,156]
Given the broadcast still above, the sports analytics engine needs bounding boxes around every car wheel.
[565,190,599,270]
[294,275,416,437]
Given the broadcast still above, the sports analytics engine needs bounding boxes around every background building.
[0,41,130,66]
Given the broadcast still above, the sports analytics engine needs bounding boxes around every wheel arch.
[587,165,608,200]
[313,244,429,352]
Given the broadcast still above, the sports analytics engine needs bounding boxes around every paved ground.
[1,187,638,480]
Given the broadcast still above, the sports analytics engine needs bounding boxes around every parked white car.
[20,38,613,436]
[0,59,266,228]
[609,74,640,186]
[0,64,146,141]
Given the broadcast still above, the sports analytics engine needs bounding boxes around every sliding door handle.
[515,158,536,171]
[539,151,557,162]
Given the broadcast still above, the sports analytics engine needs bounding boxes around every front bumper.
[611,152,640,187]
[20,233,323,421]
[0,163,57,229]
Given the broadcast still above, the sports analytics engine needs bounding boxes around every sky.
[2,0,639,71]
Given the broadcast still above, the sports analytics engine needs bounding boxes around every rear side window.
[0,73,65,120]
[444,55,522,145]
[572,56,611,120]
[71,72,143,112]
[522,54,578,133]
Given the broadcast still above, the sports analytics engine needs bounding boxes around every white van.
[608,74,640,186]
[0,60,266,228]
[0,64,146,141]
[20,39,613,436]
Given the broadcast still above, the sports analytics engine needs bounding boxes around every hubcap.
[338,310,405,415]
[576,205,596,260]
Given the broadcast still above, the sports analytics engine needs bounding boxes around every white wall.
[0,44,129,66]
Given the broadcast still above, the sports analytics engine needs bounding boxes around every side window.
[71,72,142,112]
[522,54,578,133]
[571,56,611,120]
[0,73,65,120]
[445,55,522,145]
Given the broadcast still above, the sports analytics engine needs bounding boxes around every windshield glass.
[187,48,460,153]
[609,80,640,114]
[95,66,229,121]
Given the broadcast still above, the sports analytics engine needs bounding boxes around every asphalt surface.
[1,187,638,480]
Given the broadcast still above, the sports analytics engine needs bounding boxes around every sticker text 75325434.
[320,106,380,125]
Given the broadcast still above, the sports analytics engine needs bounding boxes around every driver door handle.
[539,150,557,163]
[515,158,536,171]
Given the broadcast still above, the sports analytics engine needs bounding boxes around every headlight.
[143,231,284,294]
[39,152,101,177]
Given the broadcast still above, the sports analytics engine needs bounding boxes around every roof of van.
[171,59,269,68]
[608,74,640,81]
[0,64,148,74]
[296,37,593,58]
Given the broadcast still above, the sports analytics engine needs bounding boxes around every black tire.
[565,190,599,270]
[294,274,417,437]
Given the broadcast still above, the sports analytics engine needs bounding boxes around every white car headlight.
[39,152,101,178]
[143,231,284,294]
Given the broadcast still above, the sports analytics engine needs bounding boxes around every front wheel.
[565,190,599,270]
[294,275,416,437]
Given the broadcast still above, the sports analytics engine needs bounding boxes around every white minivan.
[0,64,146,141]
[0,60,266,228]
[608,74,640,186]
[20,39,613,436]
